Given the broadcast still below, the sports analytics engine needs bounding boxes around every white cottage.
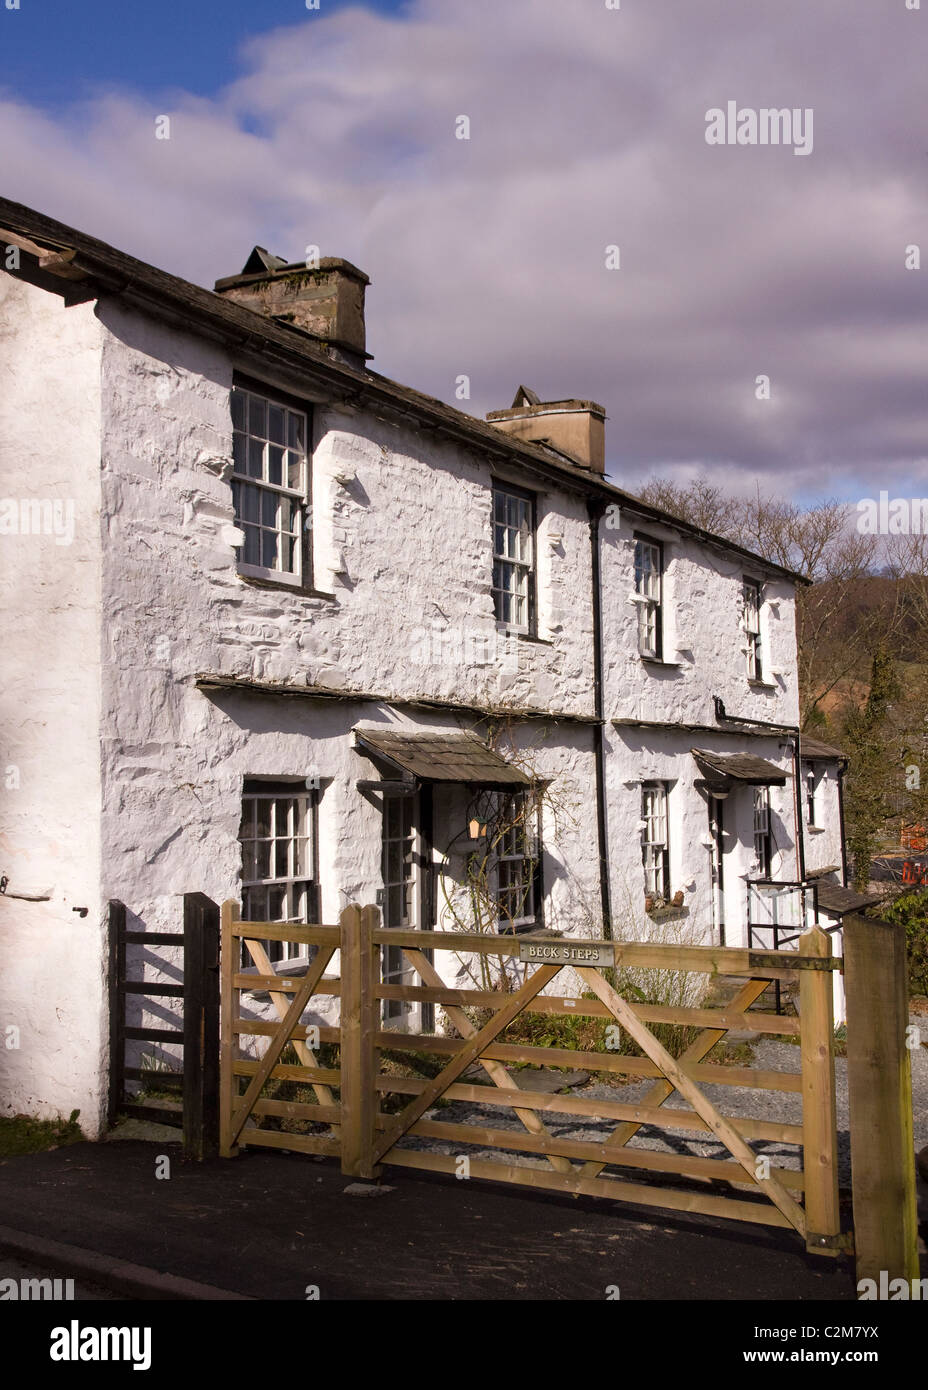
[0,199,858,1136]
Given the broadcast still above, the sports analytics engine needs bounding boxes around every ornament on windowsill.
[645,891,688,921]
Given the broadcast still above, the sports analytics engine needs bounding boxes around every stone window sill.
[641,655,682,669]
[807,825,826,834]
[747,678,778,691]
[238,570,336,601]
[496,626,555,646]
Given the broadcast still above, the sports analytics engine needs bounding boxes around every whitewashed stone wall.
[0,277,106,1133]
[1,278,828,1125]
[801,764,845,877]
[600,513,800,729]
[90,301,605,1067]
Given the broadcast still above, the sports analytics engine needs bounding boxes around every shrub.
[878,889,928,997]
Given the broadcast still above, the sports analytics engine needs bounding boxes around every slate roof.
[692,749,788,785]
[0,195,809,585]
[814,883,882,916]
[799,736,846,762]
[353,728,531,786]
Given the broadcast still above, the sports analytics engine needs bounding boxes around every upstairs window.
[634,536,663,659]
[743,579,763,681]
[491,791,542,932]
[492,484,535,633]
[753,786,772,877]
[641,782,670,899]
[231,384,309,586]
[239,780,316,966]
[804,762,818,827]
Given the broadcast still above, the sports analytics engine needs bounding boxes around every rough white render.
[0,276,106,1133]
[0,283,846,1125]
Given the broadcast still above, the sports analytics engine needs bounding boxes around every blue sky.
[1,1,407,107]
[0,0,925,505]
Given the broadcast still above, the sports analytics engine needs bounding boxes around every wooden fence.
[219,901,919,1281]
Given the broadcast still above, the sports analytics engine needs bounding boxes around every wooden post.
[183,894,221,1161]
[107,900,127,1129]
[219,899,241,1159]
[339,904,380,1179]
[799,927,841,1253]
[844,912,919,1285]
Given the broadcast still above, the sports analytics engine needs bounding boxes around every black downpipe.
[837,759,849,887]
[588,499,612,938]
[791,736,806,885]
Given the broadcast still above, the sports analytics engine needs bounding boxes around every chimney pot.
[486,391,606,473]
[214,250,371,369]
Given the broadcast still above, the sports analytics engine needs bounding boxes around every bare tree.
[636,477,893,726]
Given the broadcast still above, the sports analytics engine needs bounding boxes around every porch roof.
[691,749,788,786]
[353,727,532,787]
[799,736,846,762]
[814,882,882,917]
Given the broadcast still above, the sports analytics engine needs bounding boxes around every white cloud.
[1,0,925,496]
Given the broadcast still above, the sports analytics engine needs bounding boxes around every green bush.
[879,889,928,997]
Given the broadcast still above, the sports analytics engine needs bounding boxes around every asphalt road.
[0,1139,861,1301]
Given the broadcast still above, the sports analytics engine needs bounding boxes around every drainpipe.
[588,498,612,938]
[791,735,806,885]
[837,757,849,887]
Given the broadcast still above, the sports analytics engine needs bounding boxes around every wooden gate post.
[799,927,841,1253]
[107,900,128,1129]
[219,899,241,1159]
[183,893,221,1161]
[843,912,919,1285]
[339,903,381,1179]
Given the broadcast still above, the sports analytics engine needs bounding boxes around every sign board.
[518,939,614,967]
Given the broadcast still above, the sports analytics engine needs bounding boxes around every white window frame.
[239,783,316,965]
[491,791,541,932]
[634,536,663,659]
[753,785,772,877]
[231,384,309,587]
[641,781,670,899]
[492,484,535,633]
[743,579,764,681]
[804,762,819,827]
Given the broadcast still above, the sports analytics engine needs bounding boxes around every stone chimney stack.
[486,386,606,473]
[215,248,370,370]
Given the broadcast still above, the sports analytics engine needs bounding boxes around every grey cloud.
[0,0,924,497]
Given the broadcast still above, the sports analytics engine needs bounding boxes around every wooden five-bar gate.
[219,902,920,1282]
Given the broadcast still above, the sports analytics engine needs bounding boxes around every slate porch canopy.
[691,749,788,788]
[354,727,532,789]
